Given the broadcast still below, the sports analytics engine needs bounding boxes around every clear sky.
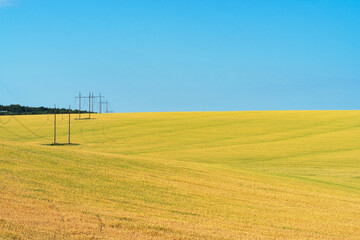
[1,0,360,112]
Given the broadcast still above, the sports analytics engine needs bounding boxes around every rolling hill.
[0,111,359,239]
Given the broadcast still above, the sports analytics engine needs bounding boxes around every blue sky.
[1,0,360,112]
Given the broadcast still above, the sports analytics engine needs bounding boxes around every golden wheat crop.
[0,111,359,239]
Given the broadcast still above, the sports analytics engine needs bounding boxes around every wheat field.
[0,111,359,239]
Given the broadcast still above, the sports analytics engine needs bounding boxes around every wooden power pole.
[88,92,91,119]
[79,92,81,119]
[68,105,71,144]
[99,93,102,113]
[54,105,56,145]
[77,92,105,116]
[92,92,94,113]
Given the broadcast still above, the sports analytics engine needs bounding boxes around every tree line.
[0,104,89,115]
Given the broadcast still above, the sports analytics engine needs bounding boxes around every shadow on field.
[41,143,80,146]
[74,118,97,121]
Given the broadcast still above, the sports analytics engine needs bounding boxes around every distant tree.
[0,104,88,115]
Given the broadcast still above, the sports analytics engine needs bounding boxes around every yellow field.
[0,111,359,239]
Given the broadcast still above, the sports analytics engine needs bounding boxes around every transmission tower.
[75,92,94,119]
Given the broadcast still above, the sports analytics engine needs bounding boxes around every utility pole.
[88,92,91,119]
[99,93,102,113]
[79,92,81,119]
[76,92,95,119]
[92,92,94,113]
[103,100,109,114]
[92,93,104,113]
[54,105,56,145]
[100,100,108,114]
[76,92,105,116]
[68,105,71,144]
